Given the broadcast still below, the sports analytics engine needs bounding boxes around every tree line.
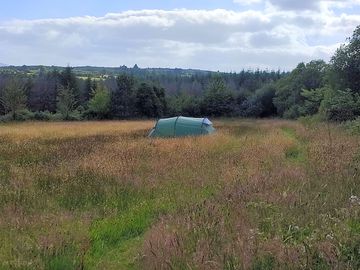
[0,67,283,121]
[0,25,359,122]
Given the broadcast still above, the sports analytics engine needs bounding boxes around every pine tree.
[56,85,77,120]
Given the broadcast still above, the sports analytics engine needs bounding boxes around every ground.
[0,119,359,269]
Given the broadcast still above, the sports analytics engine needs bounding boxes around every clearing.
[0,120,359,269]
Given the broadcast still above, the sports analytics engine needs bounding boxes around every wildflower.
[349,195,360,205]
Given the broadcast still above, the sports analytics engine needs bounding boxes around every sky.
[1,0,360,71]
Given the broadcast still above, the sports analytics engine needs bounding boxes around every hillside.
[0,64,215,77]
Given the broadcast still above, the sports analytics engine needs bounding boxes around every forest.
[0,25,360,125]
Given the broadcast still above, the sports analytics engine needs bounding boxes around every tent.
[148,116,215,138]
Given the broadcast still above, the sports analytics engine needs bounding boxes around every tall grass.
[0,120,358,269]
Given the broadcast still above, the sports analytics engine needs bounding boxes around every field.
[0,120,359,269]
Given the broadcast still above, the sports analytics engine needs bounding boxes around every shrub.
[320,88,360,122]
[298,114,325,128]
[0,113,13,122]
[66,110,82,121]
[15,109,35,120]
[283,105,301,119]
[34,111,53,121]
[344,117,360,135]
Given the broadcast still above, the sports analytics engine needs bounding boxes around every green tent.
[148,116,215,138]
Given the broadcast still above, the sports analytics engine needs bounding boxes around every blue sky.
[0,0,360,70]
[0,0,245,20]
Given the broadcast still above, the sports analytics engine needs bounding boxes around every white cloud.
[233,0,263,5]
[0,8,359,71]
[235,0,360,11]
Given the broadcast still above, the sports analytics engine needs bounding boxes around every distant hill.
[0,63,7,67]
[0,64,214,78]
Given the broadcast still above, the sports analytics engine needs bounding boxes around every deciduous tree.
[0,78,27,120]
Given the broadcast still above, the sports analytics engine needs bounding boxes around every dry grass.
[0,119,359,269]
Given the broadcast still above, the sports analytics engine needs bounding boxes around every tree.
[57,85,77,120]
[202,76,235,116]
[110,74,135,118]
[82,76,94,104]
[238,97,264,117]
[27,71,59,112]
[0,78,27,120]
[168,92,201,117]
[153,86,167,116]
[298,87,327,116]
[274,60,328,118]
[331,25,360,93]
[88,82,111,119]
[320,88,360,121]
[253,84,277,117]
[135,83,165,117]
[60,66,80,104]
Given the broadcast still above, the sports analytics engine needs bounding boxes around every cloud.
[235,0,360,11]
[0,8,359,71]
[233,0,263,5]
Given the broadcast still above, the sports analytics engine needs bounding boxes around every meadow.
[0,119,359,269]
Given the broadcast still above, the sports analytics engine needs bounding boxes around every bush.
[298,114,324,128]
[34,111,52,121]
[0,113,13,122]
[66,111,82,121]
[15,109,35,121]
[320,88,360,122]
[283,105,301,119]
[238,98,264,117]
[0,110,35,122]
[344,117,360,135]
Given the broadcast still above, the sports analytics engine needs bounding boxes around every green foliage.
[58,171,109,210]
[282,225,312,244]
[168,93,201,117]
[253,84,277,117]
[298,114,324,128]
[202,76,235,116]
[82,76,95,103]
[56,85,77,120]
[223,254,242,270]
[299,86,328,116]
[87,82,111,119]
[60,66,80,101]
[34,110,53,120]
[340,235,360,269]
[111,74,136,118]
[274,60,328,118]
[237,83,277,118]
[43,244,81,270]
[331,25,360,93]
[252,255,276,270]
[239,97,264,117]
[0,113,13,122]
[344,117,360,134]
[135,83,167,117]
[0,77,27,120]
[282,105,301,119]
[12,109,35,121]
[320,88,360,121]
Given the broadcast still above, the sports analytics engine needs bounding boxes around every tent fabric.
[148,116,215,138]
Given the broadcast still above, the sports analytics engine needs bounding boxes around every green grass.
[281,126,307,163]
